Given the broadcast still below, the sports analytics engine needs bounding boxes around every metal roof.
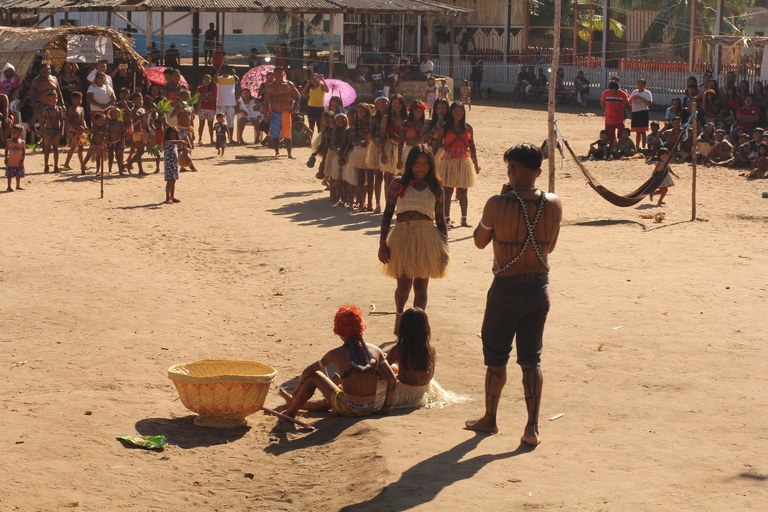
[1,0,471,14]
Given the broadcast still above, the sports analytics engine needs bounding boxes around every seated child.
[584,129,611,160]
[291,114,313,147]
[745,142,768,179]
[613,127,637,158]
[705,129,733,165]
[645,121,662,160]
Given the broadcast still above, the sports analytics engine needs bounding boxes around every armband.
[479,220,492,230]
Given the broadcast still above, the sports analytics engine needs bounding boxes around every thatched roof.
[0,25,146,82]
[1,0,471,15]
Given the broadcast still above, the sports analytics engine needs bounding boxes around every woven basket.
[168,360,277,428]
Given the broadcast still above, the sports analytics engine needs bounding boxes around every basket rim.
[168,359,277,384]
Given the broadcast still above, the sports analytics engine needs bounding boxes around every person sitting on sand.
[381,307,469,409]
[705,129,732,166]
[612,127,637,159]
[279,305,398,419]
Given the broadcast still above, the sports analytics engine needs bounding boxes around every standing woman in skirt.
[368,97,389,213]
[326,112,348,205]
[438,101,480,227]
[344,103,371,210]
[378,144,449,334]
[381,94,407,185]
[425,98,450,162]
[401,100,427,167]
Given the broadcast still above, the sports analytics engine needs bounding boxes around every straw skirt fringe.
[326,148,342,180]
[383,220,448,279]
[437,155,476,188]
[347,144,369,170]
[366,143,381,169]
[380,140,399,174]
[343,161,358,185]
[375,379,471,409]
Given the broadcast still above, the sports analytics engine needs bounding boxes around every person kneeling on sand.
[279,305,398,420]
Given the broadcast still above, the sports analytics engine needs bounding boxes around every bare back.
[321,343,391,397]
[480,189,562,276]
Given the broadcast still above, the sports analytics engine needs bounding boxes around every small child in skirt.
[649,148,679,206]
[213,112,228,156]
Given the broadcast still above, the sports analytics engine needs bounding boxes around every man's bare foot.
[464,414,498,434]
[172,198,181,203]
[16,186,24,190]
[6,187,13,192]
[287,155,296,159]
[520,424,541,446]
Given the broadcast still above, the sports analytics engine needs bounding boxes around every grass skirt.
[438,155,476,189]
[326,148,342,180]
[343,161,358,185]
[375,379,471,409]
[347,144,369,170]
[366,143,381,169]
[380,140,399,174]
[383,220,449,279]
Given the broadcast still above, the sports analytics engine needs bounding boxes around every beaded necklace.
[492,190,549,275]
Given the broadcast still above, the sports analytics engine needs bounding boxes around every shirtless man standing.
[465,143,562,447]
[279,305,398,421]
[29,64,64,140]
[261,66,301,159]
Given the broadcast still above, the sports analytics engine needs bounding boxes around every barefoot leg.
[465,365,506,433]
[520,365,543,446]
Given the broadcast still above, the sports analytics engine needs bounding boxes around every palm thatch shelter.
[0,25,146,81]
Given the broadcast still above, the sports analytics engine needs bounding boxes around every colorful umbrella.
[144,66,189,88]
[323,79,357,108]
[240,64,275,95]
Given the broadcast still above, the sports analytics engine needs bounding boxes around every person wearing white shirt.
[236,89,262,144]
[629,78,653,149]
[419,55,434,79]
[87,61,113,88]
[86,72,115,121]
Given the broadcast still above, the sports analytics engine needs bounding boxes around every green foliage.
[147,143,162,158]
[154,98,173,115]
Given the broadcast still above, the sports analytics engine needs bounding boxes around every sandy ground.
[1,103,767,512]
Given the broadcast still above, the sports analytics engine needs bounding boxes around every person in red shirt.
[195,73,218,144]
[737,94,761,134]
[211,44,226,72]
[600,81,629,148]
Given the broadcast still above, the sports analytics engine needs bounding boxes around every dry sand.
[1,104,767,511]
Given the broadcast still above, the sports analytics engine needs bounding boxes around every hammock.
[562,139,672,207]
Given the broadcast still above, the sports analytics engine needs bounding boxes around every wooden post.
[146,9,153,55]
[548,0,562,193]
[328,13,335,79]
[588,3,593,59]
[573,1,578,64]
[448,16,454,79]
[160,11,165,58]
[689,0,697,73]
[100,164,104,199]
[690,101,698,220]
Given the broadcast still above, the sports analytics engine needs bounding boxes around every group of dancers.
[308,94,480,228]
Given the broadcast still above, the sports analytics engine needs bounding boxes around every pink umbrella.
[323,79,357,108]
[240,64,275,95]
[144,66,189,88]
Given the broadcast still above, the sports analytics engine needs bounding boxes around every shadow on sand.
[268,196,381,232]
[340,434,535,511]
[135,416,249,449]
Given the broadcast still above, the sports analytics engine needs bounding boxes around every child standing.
[459,80,472,111]
[649,148,680,206]
[106,108,127,175]
[41,91,65,173]
[163,126,188,204]
[213,112,228,156]
[64,91,88,174]
[424,76,437,115]
[437,79,450,101]
[5,123,25,191]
